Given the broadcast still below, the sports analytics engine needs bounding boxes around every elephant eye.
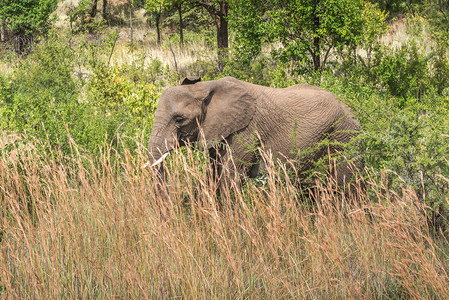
[174,116,185,125]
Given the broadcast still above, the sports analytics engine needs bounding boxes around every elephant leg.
[326,119,363,188]
[207,145,236,207]
[333,156,365,195]
[208,144,242,189]
[249,161,261,178]
[208,137,259,202]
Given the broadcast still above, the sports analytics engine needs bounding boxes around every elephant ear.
[181,76,201,85]
[200,78,256,143]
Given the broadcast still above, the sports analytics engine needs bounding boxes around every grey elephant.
[147,76,361,185]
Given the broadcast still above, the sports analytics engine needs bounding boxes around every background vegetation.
[0,0,448,298]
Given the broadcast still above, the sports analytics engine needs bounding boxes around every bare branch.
[321,46,333,71]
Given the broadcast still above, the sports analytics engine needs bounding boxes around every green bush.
[320,73,449,230]
[222,56,300,88]
[0,31,163,155]
[119,55,165,84]
[361,108,449,229]
[339,41,449,109]
[0,0,58,53]
[371,43,429,106]
[0,32,85,154]
[85,63,160,150]
[428,45,449,96]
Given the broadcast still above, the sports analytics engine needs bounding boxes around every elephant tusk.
[149,152,170,168]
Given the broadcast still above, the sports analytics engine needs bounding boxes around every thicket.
[0,0,58,53]
[0,30,165,155]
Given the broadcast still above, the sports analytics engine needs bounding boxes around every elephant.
[147,76,361,186]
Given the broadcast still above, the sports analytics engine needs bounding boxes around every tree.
[264,0,386,75]
[145,0,187,50]
[194,0,229,70]
[68,0,111,33]
[419,0,449,45]
[170,0,185,51]
[229,0,266,65]
[90,0,99,19]
[145,0,165,45]
[0,0,58,53]
[145,0,228,67]
[90,0,112,21]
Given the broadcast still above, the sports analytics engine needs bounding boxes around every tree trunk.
[217,1,228,71]
[406,0,415,15]
[155,13,161,45]
[311,0,321,73]
[102,0,108,19]
[129,0,133,43]
[69,0,73,32]
[90,0,98,19]
[0,19,5,42]
[197,0,229,71]
[178,4,184,52]
[216,19,228,70]
[312,37,320,72]
[216,1,228,49]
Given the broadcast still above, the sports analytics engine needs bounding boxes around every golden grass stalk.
[0,136,448,298]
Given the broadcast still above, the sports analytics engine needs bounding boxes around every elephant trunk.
[146,122,177,168]
[145,133,169,187]
[147,137,168,167]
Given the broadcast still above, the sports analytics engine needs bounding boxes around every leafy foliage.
[420,0,449,45]
[320,71,449,229]
[0,31,83,153]
[0,31,162,154]
[371,42,429,106]
[86,63,160,148]
[0,0,58,53]
[368,0,417,15]
[265,0,386,74]
[228,0,266,65]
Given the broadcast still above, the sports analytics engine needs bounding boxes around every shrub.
[86,63,161,150]
[0,31,162,155]
[0,31,85,154]
[320,73,449,231]
[371,43,430,107]
[0,0,58,53]
[338,41,449,109]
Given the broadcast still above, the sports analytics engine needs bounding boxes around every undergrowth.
[0,136,448,298]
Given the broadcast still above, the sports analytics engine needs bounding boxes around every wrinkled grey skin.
[148,76,361,184]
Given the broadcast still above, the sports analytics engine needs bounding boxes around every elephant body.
[148,76,361,184]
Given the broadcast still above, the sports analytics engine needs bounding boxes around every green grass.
[0,136,448,298]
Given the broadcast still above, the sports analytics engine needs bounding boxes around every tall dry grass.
[0,136,448,299]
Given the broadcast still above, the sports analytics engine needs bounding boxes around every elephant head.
[147,77,256,167]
